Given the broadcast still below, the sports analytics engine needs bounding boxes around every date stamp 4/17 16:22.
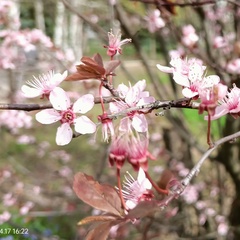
[0,228,29,235]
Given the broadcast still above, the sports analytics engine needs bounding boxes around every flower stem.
[144,171,169,195]
[207,112,213,148]
[99,81,105,113]
[117,168,127,210]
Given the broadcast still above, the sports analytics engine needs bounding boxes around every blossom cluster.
[0,1,74,70]
[22,71,96,146]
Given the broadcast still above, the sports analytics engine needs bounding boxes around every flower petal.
[21,85,42,98]
[137,168,152,190]
[156,64,174,73]
[125,86,140,106]
[173,72,190,87]
[182,87,198,98]
[137,167,146,183]
[73,94,94,114]
[126,200,137,210]
[117,83,129,98]
[50,87,70,110]
[134,79,146,92]
[205,105,229,120]
[132,114,148,132]
[50,70,68,85]
[119,117,131,132]
[137,96,155,106]
[74,116,96,134]
[56,123,73,146]
[36,109,61,124]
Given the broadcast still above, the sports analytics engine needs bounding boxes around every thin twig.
[182,130,240,188]
[0,97,199,112]
[131,0,216,7]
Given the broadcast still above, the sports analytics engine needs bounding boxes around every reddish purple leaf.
[85,220,121,240]
[157,169,175,190]
[126,201,160,220]
[105,60,121,75]
[65,55,105,81]
[73,172,122,216]
[93,53,104,67]
[78,215,118,226]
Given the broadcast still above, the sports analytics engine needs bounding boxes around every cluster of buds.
[109,130,153,171]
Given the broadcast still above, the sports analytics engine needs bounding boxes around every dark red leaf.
[65,55,105,81]
[73,172,122,216]
[126,201,160,220]
[105,60,121,75]
[85,220,120,240]
[157,169,175,190]
[93,53,104,67]
[78,215,118,226]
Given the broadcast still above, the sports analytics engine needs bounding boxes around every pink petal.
[109,101,125,113]
[217,84,228,100]
[125,86,140,106]
[139,91,150,98]
[126,200,137,209]
[142,178,152,190]
[132,114,148,132]
[156,64,174,73]
[137,96,155,106]
[50,70,68,85]
[50,87,70,110]
[56,123,73,146]
[21,85,43,98]
[74,116,96,134]
[205,105,229,120]
[182,88,198,98]
[73,94,94,114]
[134,79,146,92]
[173,72,190,87]
[137,168,146,183]
[117,83,129,97]
[119,117,131,132]
[36,109,61,124]
[204,75,220,87]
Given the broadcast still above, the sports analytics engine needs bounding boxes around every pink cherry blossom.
[21,70,67,98]
[157,58,206,98]
[20,201,34,215]
[109,80,155,132]
[213,36,228,48]
[209,84,240,120]
[181,25,199,48]
[36,88,96,145]
[128,134,150,171]
[144,9,165,33]
[98,113,115,142]
[182,185,199,204]
[0,110,32,134]
[169,47,185,59]
[216,215,229,236]
[109,133,129,169]
[0,211,11,225]
[121,168,154,209]
[108,128,153,171]
[226,58,240,74]
[198,76,227,115]
[27,29,53,48]
[104,30,131,57]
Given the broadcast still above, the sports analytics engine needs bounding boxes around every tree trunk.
[34,0,45,32]
[54,1,65,47]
